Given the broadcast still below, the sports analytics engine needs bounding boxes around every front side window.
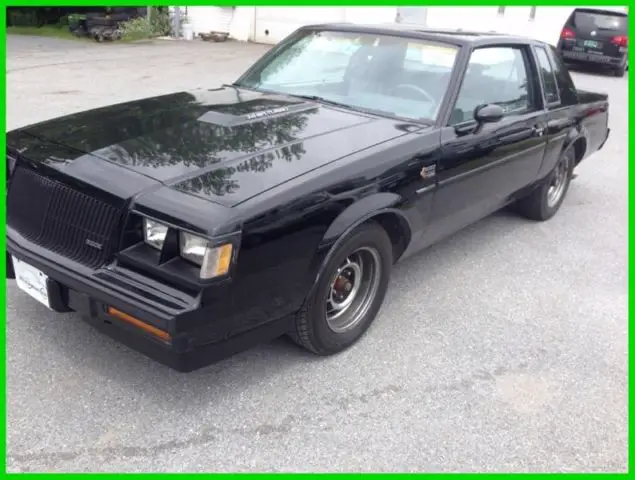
[237,29,460,122]
[534,46,560,104]
[450,46,533,125]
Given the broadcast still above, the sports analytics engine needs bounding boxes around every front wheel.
[514,147,575,221]
[289,222,393,355]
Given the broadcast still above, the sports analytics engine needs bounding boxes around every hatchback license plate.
[12,257,51,309]
[583,40,599,48]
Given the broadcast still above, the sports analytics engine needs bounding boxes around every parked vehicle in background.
[6,25,611,371]
[556,7,628,77]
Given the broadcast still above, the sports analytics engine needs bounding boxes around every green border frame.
[2,1,631,475]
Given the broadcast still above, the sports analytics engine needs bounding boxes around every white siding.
[182,6,630,46]
[423,7,570,45]
[252,7,346,44]
[344,7,397,25]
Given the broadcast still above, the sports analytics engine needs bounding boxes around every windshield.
[236,29,460,122]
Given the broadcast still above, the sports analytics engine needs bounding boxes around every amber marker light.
[213,243,233,277]
[107,307,172,342]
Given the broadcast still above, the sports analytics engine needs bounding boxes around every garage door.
[187,7,234,36]
[252,7,346,45]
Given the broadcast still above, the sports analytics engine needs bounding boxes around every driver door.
[422,44,548,246]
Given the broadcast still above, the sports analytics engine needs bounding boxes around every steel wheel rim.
[325,247,382,333]
[547,155,570,208]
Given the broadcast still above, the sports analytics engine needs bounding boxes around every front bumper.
[7,234,292,372]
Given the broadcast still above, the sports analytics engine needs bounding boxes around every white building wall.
[250,7,347,44]
[422,7,575,45]
[229,7,254,41]
[182,6,628,47]
[343,7,397,25]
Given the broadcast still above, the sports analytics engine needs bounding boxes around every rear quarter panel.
[574,92,610,158]
[538,45,609,178]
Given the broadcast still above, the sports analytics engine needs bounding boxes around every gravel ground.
[6,35,628,473]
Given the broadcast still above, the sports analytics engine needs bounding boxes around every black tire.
[514,147,575,221]
[614,63,626,77]
[289,221,393,355]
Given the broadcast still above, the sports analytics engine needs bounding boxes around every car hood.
[8,86,410,207]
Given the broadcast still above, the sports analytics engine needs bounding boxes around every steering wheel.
[390,84,436,105]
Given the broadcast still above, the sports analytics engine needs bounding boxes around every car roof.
[298,22,549,48]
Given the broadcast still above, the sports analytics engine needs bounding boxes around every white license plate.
[12,256,51,309]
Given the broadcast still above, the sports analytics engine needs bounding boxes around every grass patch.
[7,25,88,41]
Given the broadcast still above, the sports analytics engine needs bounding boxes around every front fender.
[322,192,407,245]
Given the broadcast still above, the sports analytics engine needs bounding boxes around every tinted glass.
[450,46,532,125]
[238,30,460,122]
[534,46,560,104]
[545,45,579,106]
[571,9,628,33]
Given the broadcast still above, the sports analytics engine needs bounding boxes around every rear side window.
[545,45,578,106]
[569,9,628,33]
[534,46,559,105]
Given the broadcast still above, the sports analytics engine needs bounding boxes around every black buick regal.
[6,24,610,371]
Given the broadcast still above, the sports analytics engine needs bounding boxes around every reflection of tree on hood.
[175,142,306,197]
[25,91,313,171]
[21,88,316,198]
[99,110,310,171]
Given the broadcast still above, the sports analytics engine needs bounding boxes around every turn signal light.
[107,307,172,343]
[561,28,575,39]
[611,35,628,47]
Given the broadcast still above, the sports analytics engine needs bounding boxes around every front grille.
[7,166,122,268]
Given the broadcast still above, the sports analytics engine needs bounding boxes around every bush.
[67,13,85,31]
[119,17,153,41]
[149,7,172,36]
[56,15,69,28]
[119,8,171,41]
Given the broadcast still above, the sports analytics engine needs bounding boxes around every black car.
[556,7,628,77]
[6,25,611,371]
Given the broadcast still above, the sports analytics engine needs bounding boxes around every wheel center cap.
[335,275,352,293]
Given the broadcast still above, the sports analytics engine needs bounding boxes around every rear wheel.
[514,147,575,221]
[289,222,393,355]
[614,63,626,77]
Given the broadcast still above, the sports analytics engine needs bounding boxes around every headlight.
[143,218,169,250]
[180,232,233,279]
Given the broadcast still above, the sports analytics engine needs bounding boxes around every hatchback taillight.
[611,35,628,47]
[561,27,575,39]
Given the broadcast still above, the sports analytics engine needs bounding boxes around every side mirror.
[474,104,504,124]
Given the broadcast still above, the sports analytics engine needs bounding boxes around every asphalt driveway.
[6,35,628,473]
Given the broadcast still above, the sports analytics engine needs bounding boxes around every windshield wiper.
[290,94,390,116]
[290,94,351,107]
[225,89,431,125]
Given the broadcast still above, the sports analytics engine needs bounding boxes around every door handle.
[532,126,545,137]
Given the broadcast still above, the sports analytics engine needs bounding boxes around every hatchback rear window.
[570,9,628,33]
